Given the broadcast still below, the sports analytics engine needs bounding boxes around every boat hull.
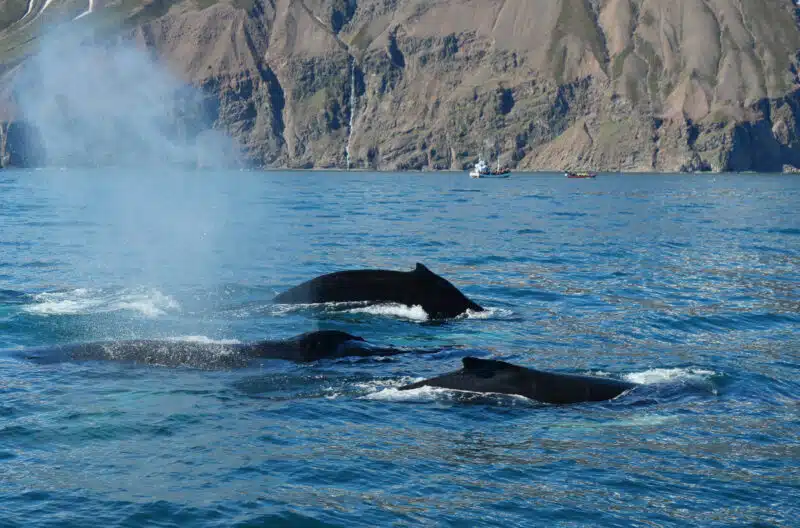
[469,158,511,178]
[565,171,597,179]
[471,172,510,179]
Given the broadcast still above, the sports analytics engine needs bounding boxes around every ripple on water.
[0,171,798,527]
[650,312,799,333]
[22,288,180,318]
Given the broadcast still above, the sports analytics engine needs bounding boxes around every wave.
[351,377,421,392]
[23,288,179,317]
[767,227,800,236]
[344,303,429,321]
[264,300,372,316]
[323,377,424,400]
[0,289,29,305]
[364,384,536,406]
[269,301,512,322]
[651,312,798,333]
[457,307,515,320]
[353,377,535,405]
[165,335,241,345]
[623,367,717,385]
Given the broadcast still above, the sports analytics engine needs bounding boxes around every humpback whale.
[14,330,440,369]
[400,357,636,404]
[273,263,483,319]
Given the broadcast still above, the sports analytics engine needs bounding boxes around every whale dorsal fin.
[462,357,512,378]
[414,263,433,275]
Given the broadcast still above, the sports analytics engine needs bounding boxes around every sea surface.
[1,169,798,527]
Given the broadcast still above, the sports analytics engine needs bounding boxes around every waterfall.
[74,0,94,19]
[345,59,356,170]
[23,0,35,19]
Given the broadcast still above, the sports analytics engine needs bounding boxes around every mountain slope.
[1,0,799,171]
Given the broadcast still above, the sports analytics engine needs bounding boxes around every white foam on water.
[267,300,372,316]
[24,289,100,315]
[24,288,180,317]
[365,385,452,402]
[167,336,241,345]
[268,301,507,322]
[457,307,514,320]
[366,386,535,405]
[269,301,430,321]
[624,367,717,385]
[321,377,420,400]
[114,290,180,317]
[361,379,533,405]
[344,303,430,322]
[351,377,421,392]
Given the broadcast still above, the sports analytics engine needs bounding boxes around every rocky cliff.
[1,0,800,171]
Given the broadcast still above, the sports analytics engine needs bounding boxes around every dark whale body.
[15,330,439,369]
[401,357,636,404]
[273,263,483,319]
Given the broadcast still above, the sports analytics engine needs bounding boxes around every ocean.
[1,169,798,527]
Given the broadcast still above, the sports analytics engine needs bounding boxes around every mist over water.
[8,169,251,326]
[6,22,252,321]
[14,24,242,169]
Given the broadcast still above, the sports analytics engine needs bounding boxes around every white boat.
[469,158,511,178]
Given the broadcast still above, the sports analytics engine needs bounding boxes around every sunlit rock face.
[1,0,799,172]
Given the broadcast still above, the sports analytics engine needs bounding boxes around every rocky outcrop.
[0,0,799,172]
[0,121,45,168]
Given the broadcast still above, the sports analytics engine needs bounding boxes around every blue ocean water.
[0,169,798,527]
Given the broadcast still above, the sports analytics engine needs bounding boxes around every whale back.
[409,263,484,318]
[283,330,366,362]
[245,330,366,362]
[272,263,483,319]
[17,340,250,369]
[400,356,635,404]
[15,331,421,367]
[399,356,533,398]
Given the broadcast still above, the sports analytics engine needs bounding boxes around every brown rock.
[1,0,799,171]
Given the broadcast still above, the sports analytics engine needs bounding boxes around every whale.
[400,357,636,404]
[273,263,483,319]
[13,330,441,369]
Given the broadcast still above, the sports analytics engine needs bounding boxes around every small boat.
[565,170,597,179]
[470,158,511,178]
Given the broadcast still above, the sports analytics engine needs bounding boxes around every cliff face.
[0,121,45,167]
[1,0,800,171]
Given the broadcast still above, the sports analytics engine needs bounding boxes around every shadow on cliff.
[721,92,800,172]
